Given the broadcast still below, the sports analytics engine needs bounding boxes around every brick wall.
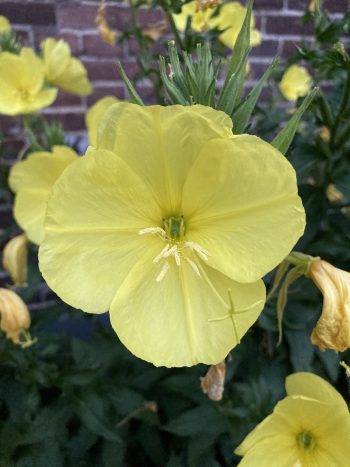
[0,0,348,137]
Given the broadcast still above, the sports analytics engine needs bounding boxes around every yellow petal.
[2,234,28,286]
[286,372,348,411]
[85,96,119,146]
[0,15,11,33]
[279,65,312,102]
[9,146,78,244]
[182,135,305,283]
[39,147,163,312]
[0,288,30,343]
[236,437,297,467]
[53,57,92,96]
[97,102,233,214]
[110,257,265,367]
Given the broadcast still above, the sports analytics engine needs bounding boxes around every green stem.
[160,0,185,50]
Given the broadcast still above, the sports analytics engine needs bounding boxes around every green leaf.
[271,88,319,154]
[285,330,315,372]
[117,62,144,105]
[232,57,279,133]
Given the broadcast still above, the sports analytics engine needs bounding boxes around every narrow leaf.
[272,87,319,154]
[159,56,189,105]
[117,62,144,105]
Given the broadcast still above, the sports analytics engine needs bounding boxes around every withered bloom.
[2,234,28,286]
[0,288,34,347]
[309,260,350,352]
[95,0,118,45]
[200,361,226,401]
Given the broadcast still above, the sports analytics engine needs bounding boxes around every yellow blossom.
[279,65,313,102]
[210,2,261,49]
[0,48,57,116]
[85,96,119,146]
[9,146,78,245]
[0,288,33,346]
[2,234,28,286]
[235,372,350,466]
[39,103,305,367]
[0,15,11,33]
[173,1,216,32]
[308,259,350,352]
[42,38,92,96]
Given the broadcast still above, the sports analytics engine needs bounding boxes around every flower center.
[138,215,211,282]
[297,431,316,451]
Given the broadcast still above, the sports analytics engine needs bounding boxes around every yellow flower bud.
[2,234,28,286]
[200,361,226,401]
[0,288,34,347]
[326,184,344,203]
[309,260,350,352]
[317,126,331,143]
[308,0,319,13]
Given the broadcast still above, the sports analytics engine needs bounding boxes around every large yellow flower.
[42,38,92,96]
[211,2,261,49]
[85,96,119,146]
[0,48,57,116]
[235,372,350,466]
[39,103,305,367]
[279,65,313,102]
[9,146,78,245]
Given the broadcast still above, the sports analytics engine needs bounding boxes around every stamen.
[153,244,170,263]
[156,261,170,282]
[174,249,181,266]
[139,227,165,236]
[185,258,201,277]
[163,245,178,258]
[185,241,211,261]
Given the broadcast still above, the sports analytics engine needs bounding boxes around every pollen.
[138,216,211,282]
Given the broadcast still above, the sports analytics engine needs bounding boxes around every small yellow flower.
[0,288,33,346]
[173,1,216,32]
[210,2,261,49]
[308,259,350,352]
[42,38,92,96]
[279,65,312,102]
[0,15,11,33]
[9,146,78,245]
[39,103,305,367]
[85,96,119,146]
[235,372,350,466]
[0,48,57,116]
[2,234,28,286]
[200,361,226,401]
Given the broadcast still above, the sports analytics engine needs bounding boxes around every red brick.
[254,0,284,10]
[34,30,81,55]
[250,40,279,57]
[45,113,86,131]
[280,38,312,57]
[57,4,131,30]
[82,34,124,57]
[0,2,56,26]
[287,0,348,12]
[54,90,83,108]
[87,86,125,106]
[82,59,120,81]
[266,15,314,35]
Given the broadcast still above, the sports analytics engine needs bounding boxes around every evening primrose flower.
[3,234,28,286]
[42,38,92,96]
[173,1,218,32]
[85,96,119,146]
[9,146,78,245]
[309,260,350,352]
[0,16,11,33]
[210,2,261,49]
[0,288,34,347]
[279,65,312,102]
[39,103,305,367]
[0,48,57,116]
[235,372,350,466]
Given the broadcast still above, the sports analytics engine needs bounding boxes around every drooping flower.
[0,288,34,347]
[308,259,350,352]
[9,146,78,245]
[279,65,312,102]
[210,2,261,49]
[2,234,28,286]
[39,103,305,367]
[235,372,350,466]
[95,0,119,45]
[0,48,57,116]
[0,15,11,33]
[41,38,92,96]
[85,96,119,146]
[200,361,226,401]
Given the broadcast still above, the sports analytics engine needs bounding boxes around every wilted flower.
[200,361,226,401]
[279,65,312,102]
[0,288,34,347]
[0,15,11,33]
[2,234,28,286]
[0,48,57,116]
[308,0,319,13]
[309,259,350,352]
[95,0,119,45]
[41,38,92,96]
[85,96,119,146]
[210,2,261,49]
[39,103,305,367]
[9,146,78,245]
[143,21,168,42]
[235,372,350,466]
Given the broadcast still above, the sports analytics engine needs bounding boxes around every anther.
[156,261,170,282]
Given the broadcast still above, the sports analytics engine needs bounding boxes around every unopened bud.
[326,184,344,203]
[317,126,331,143]
[144,401,158,413]
[200,361,226,401]
[2,234,28,286]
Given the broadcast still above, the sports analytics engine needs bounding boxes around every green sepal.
[272,87,319,155]
[232,57,279,134]
[117,62,144,106]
